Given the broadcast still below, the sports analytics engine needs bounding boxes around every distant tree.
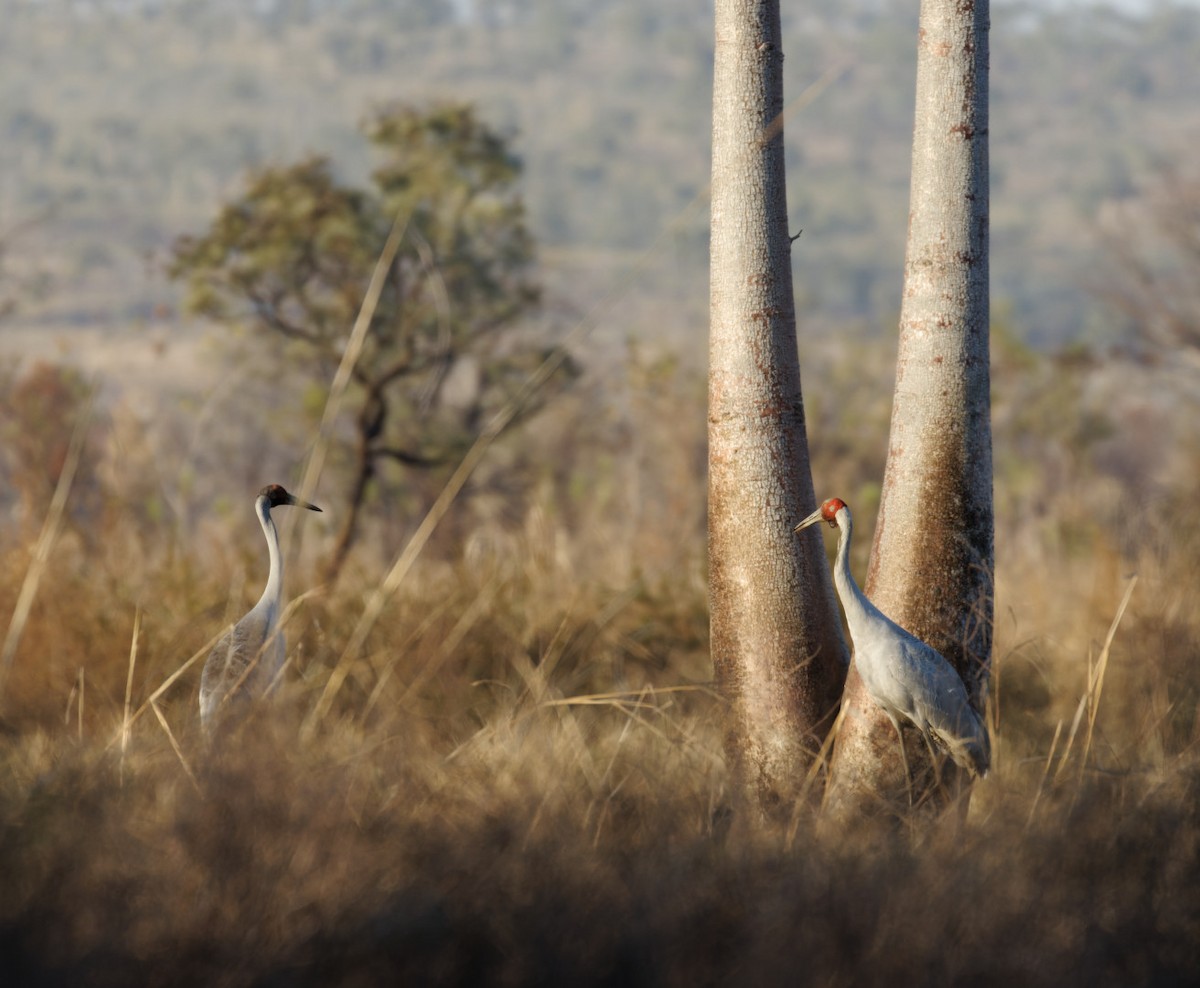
[708,0,849,822]
[828,0,993,816]
[171,103,545,579]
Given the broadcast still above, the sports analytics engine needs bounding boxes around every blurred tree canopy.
[1100,168,1200,354]
[170,103,551,577]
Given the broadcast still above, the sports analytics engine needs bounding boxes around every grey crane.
[199,484,321,728]
[795,497,990,781]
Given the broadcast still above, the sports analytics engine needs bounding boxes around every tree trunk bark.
[709,0,849,822]
[828,0,993,817]
[327,444,372,583]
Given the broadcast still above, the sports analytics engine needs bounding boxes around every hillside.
[0,0,1197,348]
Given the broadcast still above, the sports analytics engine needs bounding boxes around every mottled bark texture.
[827,0,993,818]
[709,0,849,821]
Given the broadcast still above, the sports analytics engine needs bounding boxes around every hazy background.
[2,2,1200,982]
[2,0,1197,347]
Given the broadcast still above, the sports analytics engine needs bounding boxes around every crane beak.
[286,494,322,513]
[793,507,825,534]
[260,484,324,512]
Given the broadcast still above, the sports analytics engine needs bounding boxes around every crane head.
[794,497,847,533]
[258,484,323,513]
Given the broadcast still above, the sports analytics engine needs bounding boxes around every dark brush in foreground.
[199,484,321,729]
[796,496,990,780]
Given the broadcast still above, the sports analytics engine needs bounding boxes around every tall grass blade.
[394,578,496,709]
[1080,574,1138,770]
[120,608,143,779]
[150,699,201,795]
[1054,677,1090,784]
[63,666,85,740]
[1027,718,1064,829]
[292,207,411,529]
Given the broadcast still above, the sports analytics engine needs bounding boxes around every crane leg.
[884,711,913,806]
[918,731,944,791]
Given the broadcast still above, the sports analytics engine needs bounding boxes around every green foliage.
[369,103,538,324]
[172,156,382,345]
[169,102,547,573]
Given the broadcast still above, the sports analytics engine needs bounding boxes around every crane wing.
[199,612,285,726]
[896,635,990,777]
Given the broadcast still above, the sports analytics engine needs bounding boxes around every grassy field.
[1,332,1198,986]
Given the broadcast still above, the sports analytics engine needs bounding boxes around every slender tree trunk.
[327,387,387,582]
[709,0,849,821]
[828,0,992,816]
[327,446,372,582]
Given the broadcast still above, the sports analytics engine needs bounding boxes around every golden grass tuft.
[2,340,1200,983]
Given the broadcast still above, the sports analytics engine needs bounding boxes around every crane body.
[795,497,989,779]
[199,484,321,728]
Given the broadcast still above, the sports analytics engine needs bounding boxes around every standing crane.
[199,484,321,728]
[795,497,990,781]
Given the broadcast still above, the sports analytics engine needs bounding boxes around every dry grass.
[1,341,1199,985]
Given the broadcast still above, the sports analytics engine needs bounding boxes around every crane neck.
[831,508,881,632]
[254,494,285,614]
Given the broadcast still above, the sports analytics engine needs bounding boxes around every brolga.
[199,484,321,729]
[795,497,990,783]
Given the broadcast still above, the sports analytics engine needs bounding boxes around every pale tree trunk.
[828,0,992,817]
[709,0,849,822]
